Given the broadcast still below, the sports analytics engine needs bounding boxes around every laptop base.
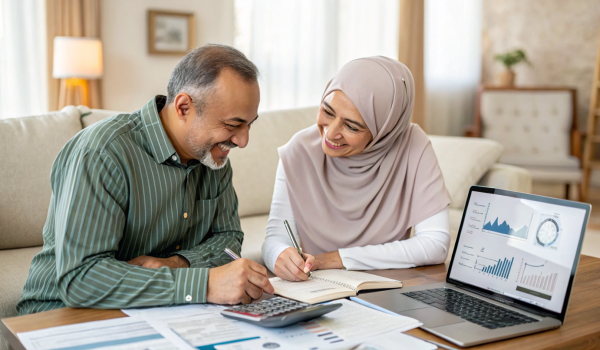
[356,282,561,347]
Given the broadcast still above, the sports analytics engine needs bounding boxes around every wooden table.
[3,255,600,350]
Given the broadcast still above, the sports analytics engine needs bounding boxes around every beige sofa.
[0,105,531,349]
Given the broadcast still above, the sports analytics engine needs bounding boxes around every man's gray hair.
[166,44,259,114]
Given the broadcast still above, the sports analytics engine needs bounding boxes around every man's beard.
[198,141,237,170]
[186,121,237,170]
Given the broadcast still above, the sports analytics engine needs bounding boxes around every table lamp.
[53,36,103,108]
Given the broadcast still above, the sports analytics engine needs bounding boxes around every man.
[17,44,274,315]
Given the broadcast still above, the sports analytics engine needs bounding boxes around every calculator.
[221,297,342,328]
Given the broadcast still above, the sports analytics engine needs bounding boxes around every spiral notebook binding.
[312,276,356,292]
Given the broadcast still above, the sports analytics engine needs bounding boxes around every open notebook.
[269,269,403,304]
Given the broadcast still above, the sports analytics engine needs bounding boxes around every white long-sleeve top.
[262,160,451,273]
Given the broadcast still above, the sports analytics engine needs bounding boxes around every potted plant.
[494,49,531,87]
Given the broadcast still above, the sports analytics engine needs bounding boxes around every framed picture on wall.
[148,10,194,54]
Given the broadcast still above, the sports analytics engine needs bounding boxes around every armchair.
[465,86,581,199]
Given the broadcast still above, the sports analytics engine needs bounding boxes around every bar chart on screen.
[474,253,514,280]
[515,259,561,300]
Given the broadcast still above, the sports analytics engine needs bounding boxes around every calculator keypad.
[227,297,309,318]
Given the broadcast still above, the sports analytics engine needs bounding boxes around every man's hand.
[127,255,190,269]
[274,247,315,281]
[207,258,275,305]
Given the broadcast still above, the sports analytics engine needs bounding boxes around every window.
[234,0,399,112]
[0,0,47,119]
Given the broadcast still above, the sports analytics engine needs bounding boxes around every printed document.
[17,316,179,350]
[123,299,420,350]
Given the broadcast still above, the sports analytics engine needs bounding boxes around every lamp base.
[58,78,89,109]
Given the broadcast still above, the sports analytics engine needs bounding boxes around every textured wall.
[482,0,600,130]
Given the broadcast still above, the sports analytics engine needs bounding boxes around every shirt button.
[172,155,177,161]
[176,245,180,250]
[183,212,188,219]
[185,295,192,302]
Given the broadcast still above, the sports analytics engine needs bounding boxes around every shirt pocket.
[189,198,219,232]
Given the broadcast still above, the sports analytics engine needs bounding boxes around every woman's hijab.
[279,56,451,255]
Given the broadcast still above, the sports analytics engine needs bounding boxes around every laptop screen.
[448,189,588,314]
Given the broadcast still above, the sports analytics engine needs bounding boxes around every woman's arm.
[262,160,300,273]
[337,207,451,270]
[264,159,451,272]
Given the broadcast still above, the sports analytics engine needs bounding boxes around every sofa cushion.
[0,246,42,319]
[0,107,83,249]
[240,214,269,266]
[229,106,318,217]
[430,136,503,209]
[477,163,532,194]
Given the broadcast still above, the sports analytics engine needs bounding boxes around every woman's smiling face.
[317,90,373,157]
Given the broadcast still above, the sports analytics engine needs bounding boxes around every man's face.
[178,68,260,169]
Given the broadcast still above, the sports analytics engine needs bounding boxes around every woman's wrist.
[314,250,344,270]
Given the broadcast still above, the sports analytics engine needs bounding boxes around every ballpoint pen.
[283,220,312,277]
[224,247,241,260]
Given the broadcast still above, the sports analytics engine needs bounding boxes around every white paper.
[123,303,225,317]
[17,316,179,350]
[339,331,437,350]
[121,299,421,350]
[349,297,409,318]
[125,304,273,349]
[313,299,421,341]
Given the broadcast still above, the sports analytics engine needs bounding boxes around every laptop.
[354,186,591,347]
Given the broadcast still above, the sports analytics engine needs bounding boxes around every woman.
[262,56,451,281]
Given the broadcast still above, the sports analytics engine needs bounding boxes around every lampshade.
[53,37,103,79]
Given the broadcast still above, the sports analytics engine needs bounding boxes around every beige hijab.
[278,56,451,255]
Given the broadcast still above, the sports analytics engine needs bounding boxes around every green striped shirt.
[17,96,243,315]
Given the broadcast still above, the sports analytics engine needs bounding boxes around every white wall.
[101,0,234,112]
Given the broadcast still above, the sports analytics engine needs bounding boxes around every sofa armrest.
[477,163,532,193]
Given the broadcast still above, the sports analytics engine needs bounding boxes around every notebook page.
[311,270,401,290]
[269,276,352,301]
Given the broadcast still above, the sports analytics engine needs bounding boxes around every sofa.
[0,105,531,349]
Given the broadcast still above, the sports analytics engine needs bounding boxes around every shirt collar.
[140,95,178,164]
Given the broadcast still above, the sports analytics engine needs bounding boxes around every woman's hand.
[314,251,344,270]
[274,247,315,281]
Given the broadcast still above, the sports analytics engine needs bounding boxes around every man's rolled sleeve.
[176,231,243,268]
[174,268,209,304]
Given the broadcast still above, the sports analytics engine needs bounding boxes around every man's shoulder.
[71,111,143,154]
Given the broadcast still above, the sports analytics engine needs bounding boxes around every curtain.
[234,0,399,112]
[398,0,425,130]
[0,0,48,119]
[46,0,102,110]
[424,0,482,136]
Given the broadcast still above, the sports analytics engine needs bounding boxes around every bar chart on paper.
[516,259,559,300]
[475,255,514,280]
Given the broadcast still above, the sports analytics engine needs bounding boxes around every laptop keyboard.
[403,288,539,329]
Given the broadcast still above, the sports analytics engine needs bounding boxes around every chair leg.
[565,183,570,200]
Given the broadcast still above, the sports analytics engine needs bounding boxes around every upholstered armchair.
[465,86,581,199]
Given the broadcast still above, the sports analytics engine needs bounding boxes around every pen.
[224,247,241,260]
[283,220,312,277]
